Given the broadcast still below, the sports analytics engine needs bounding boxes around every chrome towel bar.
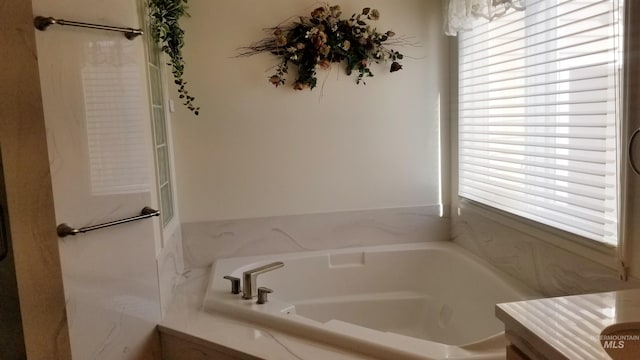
[57,207,160,238]
[33,16,143,40]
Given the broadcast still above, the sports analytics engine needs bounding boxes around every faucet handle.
[223,276,241,294]
[257,287,273,304]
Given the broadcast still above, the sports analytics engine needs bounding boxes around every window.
[458,0,624,246]
[144,17,175,227]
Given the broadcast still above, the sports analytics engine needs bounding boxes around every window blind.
[458,0,623,245]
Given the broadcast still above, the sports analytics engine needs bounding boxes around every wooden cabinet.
[507,345,531,360]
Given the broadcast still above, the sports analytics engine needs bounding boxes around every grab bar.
[57,207,160,238]
[34,16,143,40]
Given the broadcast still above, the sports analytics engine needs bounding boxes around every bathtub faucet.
[242,261,284,299]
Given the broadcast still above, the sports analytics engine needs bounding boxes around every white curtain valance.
[444,0,526,36]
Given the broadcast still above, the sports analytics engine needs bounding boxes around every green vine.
[148,0,199,115]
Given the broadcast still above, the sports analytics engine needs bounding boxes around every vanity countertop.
[159,267,372,360]
[496,288,640,360]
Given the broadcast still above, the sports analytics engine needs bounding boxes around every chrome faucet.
[242,262,284,299]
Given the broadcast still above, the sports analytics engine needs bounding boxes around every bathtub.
[204,242,538,359]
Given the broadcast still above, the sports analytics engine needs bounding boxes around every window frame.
[139,1,181,246]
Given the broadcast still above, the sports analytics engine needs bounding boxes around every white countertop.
[496,288,640,360]
[159,267,374,359]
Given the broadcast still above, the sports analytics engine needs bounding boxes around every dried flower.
[369,9,380,21]
[330,5,341,17]
[390,61,403,72]
[313,31,328,48]
[293,82,308,90]
[318,60,331,70]
[275,34,287,46]
[311,6,328,19]
[320,45,331,56]
[342,40,351,51]
[270,75,282,86]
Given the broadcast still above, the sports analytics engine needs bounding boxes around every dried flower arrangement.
[238,4,406,90]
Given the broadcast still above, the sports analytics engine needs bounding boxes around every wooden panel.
[625,0,640,280]
[507,345,530,360]
[0,1,71,359]
[160,332,260,360]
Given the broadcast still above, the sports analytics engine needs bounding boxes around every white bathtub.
[204,242,538,359]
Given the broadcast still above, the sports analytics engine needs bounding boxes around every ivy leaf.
[390,61,403,72]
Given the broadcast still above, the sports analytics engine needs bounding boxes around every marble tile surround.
[157,226,186,317]
[181,201,639,300]
[181,205,448,269]
[452,207,640,297]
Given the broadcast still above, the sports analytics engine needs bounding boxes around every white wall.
[172,0,449,223]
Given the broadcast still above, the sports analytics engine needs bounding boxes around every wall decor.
[238,4,406,90]
[149,0,200,115]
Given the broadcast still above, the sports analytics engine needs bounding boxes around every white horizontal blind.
[458,0,623,245]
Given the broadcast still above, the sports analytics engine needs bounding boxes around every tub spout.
[242,262,284,299]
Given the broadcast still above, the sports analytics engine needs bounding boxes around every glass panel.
[150,67,162,106]
[161,183,174,225]
[153,106,166,145]
[149,40,160,67]
[157,145,169,185]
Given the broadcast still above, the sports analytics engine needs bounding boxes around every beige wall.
[172,0,449,223]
